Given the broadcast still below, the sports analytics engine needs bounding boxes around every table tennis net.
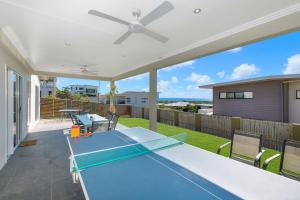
[73,133,187,172]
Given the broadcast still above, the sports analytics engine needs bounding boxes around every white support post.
[149,69,157,131]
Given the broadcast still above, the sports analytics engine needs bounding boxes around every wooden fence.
[241,119,293,150]
[40,98,131,118]
[201,115,232,138]
[40,99,298,150]
[130,106,297,150]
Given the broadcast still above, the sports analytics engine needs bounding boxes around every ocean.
[159,98,211,102]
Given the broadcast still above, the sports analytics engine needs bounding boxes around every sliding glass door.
[7,69,23,154]
[12,72,22,147]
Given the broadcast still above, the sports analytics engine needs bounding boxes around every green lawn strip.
[118,117,281,174]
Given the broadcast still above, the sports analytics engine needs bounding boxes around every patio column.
[149,69,157,131]
[109,80,116,113]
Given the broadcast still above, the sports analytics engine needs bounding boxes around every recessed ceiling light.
[193,8,201,14]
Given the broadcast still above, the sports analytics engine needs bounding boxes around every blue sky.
[57,30,300,100]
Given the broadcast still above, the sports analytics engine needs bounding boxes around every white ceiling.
[1,0,300,80]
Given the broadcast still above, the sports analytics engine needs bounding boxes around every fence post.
[141,107,145,118]
[157,109,161,122]
[52,99,55,117]
[174,110,179,127]
[292,123,300,141]
[231,117,241,134]
[195,114,202,131]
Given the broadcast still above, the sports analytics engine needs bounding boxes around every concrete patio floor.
[0,119,127,200]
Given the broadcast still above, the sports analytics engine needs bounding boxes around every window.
[219,91,253,99]
[244,92,253,99]
[296,90,300,99]
[126,97,131,103]
[48,91,52,96]
[226,92,235,99]
[219,92,226,99]
[235,92,244,99]
[141,97,148,103]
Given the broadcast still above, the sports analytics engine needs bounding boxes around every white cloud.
[161,60,196,71]
[227,47,242,53]
[217,71,225,78]
[186,72,213,85]
[230,64,259,80]
[171,76,178,83]
[283,54,300,74]
[157,80,171,93]
[142,88,149,92]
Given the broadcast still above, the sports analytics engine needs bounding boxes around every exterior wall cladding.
[213,80,284,122]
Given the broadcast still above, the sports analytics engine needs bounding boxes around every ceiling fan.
[66,64,99,75]
[88,1,174,44]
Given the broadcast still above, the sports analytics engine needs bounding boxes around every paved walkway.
[0,119,127,200]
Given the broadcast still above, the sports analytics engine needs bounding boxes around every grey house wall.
[213,80,284,122]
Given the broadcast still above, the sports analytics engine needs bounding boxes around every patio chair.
[217,130,265,167]
[108,114,119,131]
[69,113,85,132]
[91,120,109,133]
[106,111,114,121]
[263,139,300,181]
[79,109,90,115]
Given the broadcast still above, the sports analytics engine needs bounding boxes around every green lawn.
[119,117,281,174]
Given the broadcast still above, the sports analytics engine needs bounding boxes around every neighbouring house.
[99,91,158,107]
[199,74,300,123]
[39,76,57,97]
[122,91,158,107]
[70,85,99,102]
[99,93,126,104]
[70,85,98,96]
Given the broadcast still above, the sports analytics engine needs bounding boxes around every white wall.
[289,81,300,124]
[0,32,39,170]
[29,75,40,130]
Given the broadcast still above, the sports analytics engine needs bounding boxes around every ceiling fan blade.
[140,1,174,26]
[143,28,168,43]
[88,9,130,26]
[114,31,132,44]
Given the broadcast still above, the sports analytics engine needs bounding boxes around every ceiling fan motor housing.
[129,21,144,33]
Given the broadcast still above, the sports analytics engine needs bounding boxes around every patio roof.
[1,0,300,80]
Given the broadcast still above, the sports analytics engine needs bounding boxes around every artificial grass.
[119,117,281,174]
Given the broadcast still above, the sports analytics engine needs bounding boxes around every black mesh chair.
[263,139,300,181]
[217,130,265,167]
[108,114,119,131]
[106,111,114,122]
[91,120,109,133]
[69,113,85,132]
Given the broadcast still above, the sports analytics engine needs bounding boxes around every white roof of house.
[164,102,191,107]
[1,1,300,80]
[199,74,300,89]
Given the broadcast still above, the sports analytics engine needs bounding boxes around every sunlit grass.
[119,117,281,174]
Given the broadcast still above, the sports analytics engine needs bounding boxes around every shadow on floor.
[0,129,84,200]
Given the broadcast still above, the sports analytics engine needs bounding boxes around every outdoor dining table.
[75,114,109,132]
[59,109,82,121]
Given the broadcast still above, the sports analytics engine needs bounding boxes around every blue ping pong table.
[67,127,240,200]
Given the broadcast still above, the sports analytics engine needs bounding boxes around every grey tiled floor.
[0,119,128,200]
[0,121,85,200]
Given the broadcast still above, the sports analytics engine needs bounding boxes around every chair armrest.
[262,153,281,170]
[254,149,266,167]
[217,142,231,154]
